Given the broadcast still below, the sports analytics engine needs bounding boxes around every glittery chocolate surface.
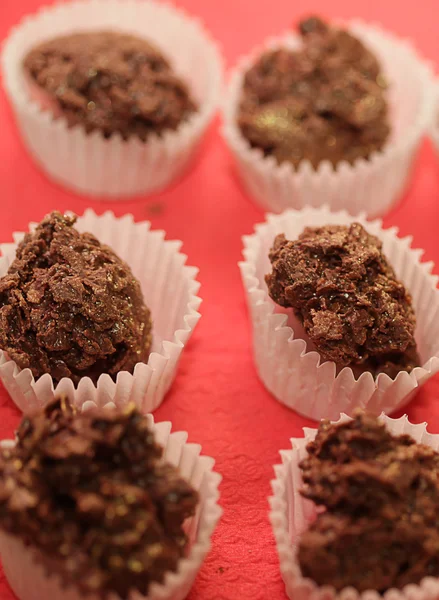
[238,17,390,168]
[265,223,419,377]
[298,412,439,592]
[23,31,197,140]
[0,399,198,598]
[0,211,152,384]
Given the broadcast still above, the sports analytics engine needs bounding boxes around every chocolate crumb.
[265,223,419,377]
[0,211,152,384]
[147,202,165,216]
[298,412,439,592]
[238,16,389,168]
[0,399,198,598]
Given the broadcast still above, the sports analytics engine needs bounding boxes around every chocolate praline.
[298,412,439,592]
[0,398,199,598]
[23,31,197,140]
[265,223,419,377]
[238,16,389,169]
[0,211,152,384]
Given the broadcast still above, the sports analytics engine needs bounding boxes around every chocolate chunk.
[299,16,329,36]
[23,31,197,140]
[298,413,439,592]
[238,17,389,168]
[0,398,198,597]
[300,413,437,513]
[0,211,152,384]
[265,224,419,377]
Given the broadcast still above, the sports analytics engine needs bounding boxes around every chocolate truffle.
[23,31,197,140]
[0,398,199,598]
[0,211,152,384]
[265,223,419,377]
[238,17,389,169]
[298,413,439,592]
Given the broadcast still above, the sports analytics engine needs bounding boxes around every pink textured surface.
[0,1,438,599]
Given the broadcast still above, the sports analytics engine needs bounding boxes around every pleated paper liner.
[223,21,434,217]
[0,210,202,413]
[240,206,439,421]
[1,0,223,197]
[0,410,222,600]
[429,81,439,157]
[269,413,439,600]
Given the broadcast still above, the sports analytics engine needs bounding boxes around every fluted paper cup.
[239,206,439,421]
[1,0,223,198]
[0,411,222,600]
[223,21,434,217]
[269,413,439,600]
[0,209,202,413]
[429,81,439,156]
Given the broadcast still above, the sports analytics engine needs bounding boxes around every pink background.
[0,0,439,598]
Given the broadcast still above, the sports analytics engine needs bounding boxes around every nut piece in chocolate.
[265,223,419,377]
[23,31,197,140]
[0,211,152,384]
[0,398,199,597]
[298,412,439,592]
[238,16,389,169]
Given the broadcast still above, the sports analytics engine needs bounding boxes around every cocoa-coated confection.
[265,223,419,377]
[0,211,152,384]
[24,31,197,140]
[298,412,439,592]
[0,398,198,598]
[239,16,389,168]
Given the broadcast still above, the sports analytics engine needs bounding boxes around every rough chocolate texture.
[0,211,152,384]
[265,223,419,377]
[298,413,439,592]
[24,31,197,140]
[238,16,389,168]
[0,399,198,598]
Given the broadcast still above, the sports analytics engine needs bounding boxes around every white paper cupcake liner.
[269,413,439,600]
[0,209,201,414]
[239,206,439,421]
[222,21,435,217]
[0,411,222,600]
[429,81,439,156]
[1,0,223,198]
